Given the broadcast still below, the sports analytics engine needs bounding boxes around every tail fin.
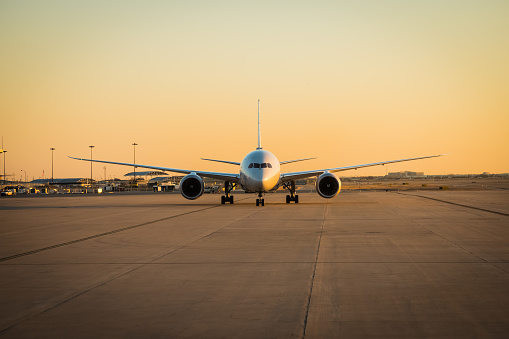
[257,99,262,149]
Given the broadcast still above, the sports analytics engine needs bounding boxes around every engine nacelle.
[179,173,204,200]
[316,172,341,198]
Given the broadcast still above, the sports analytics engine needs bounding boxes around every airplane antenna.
[257,99,262,149]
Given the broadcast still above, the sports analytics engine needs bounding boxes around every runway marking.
[302,203,327,339]
[0,199,251,263]
[395,192,509,217]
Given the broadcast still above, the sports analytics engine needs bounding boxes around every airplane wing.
[68,157,240,182]
[280,154,446,182]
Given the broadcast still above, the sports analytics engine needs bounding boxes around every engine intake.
[316,172,341,198]
[180,173,204,200]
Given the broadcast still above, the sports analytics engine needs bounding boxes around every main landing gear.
[256,192,265,206]
[284,180,299,204]
[221,181,235,204]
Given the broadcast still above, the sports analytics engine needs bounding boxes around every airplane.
[70,101,445,206]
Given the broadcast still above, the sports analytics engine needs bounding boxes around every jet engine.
[179,173,204,200]
[316,172,341,198]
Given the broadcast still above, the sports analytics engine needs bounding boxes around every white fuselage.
[239,149,280,193]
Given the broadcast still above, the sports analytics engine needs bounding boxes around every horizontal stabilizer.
[280,157,317,165]
[201,158,240,166]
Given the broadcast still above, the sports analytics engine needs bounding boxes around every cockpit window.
[249,163,273,169]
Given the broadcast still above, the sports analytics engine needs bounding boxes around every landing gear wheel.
[222,181,236,205]
[256,199,260,206]
[261,199,265,206]
[284,180,299,204]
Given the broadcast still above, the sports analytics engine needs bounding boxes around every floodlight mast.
[2,151,6,185]
[132,143,138,186]
[1,136,6,184]
[50,148,55,184]
[89,146,95,187]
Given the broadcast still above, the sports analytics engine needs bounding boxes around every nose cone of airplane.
[243,169,279,192]
[261,177,276,191]
[259,172,279,191]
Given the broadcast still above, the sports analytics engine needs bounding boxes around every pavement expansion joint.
[301,203,327,339]
[395,192,509,217]
[3,261,508,266]
[401,205,509,276]
[1,198,259,333]
[0,263,145,334]
[0,204,222,263]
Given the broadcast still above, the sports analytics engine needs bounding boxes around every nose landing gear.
[286,194,299,204]
[256,192,265,206]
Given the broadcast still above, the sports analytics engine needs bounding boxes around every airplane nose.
[250,179,272,192]
[246,171,277,191]
[262,179,274,191]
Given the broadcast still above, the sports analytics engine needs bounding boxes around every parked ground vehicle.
[204,186,220,194]
[1,189,14,196]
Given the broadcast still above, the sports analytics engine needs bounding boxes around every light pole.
[21,169,26,187]
[132,143,137,187]
[89,145,95,187]
[50,147,55,184]
[1,136,4,184]
[103,166,106,185]
[2,150,6,185]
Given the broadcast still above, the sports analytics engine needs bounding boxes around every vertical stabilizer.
[257,99,262,149]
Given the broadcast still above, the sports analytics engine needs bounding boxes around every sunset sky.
[1,1,508,181]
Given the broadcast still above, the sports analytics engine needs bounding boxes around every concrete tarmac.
[1,191,509,338]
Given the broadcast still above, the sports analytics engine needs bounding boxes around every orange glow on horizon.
[1,1,508,181]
